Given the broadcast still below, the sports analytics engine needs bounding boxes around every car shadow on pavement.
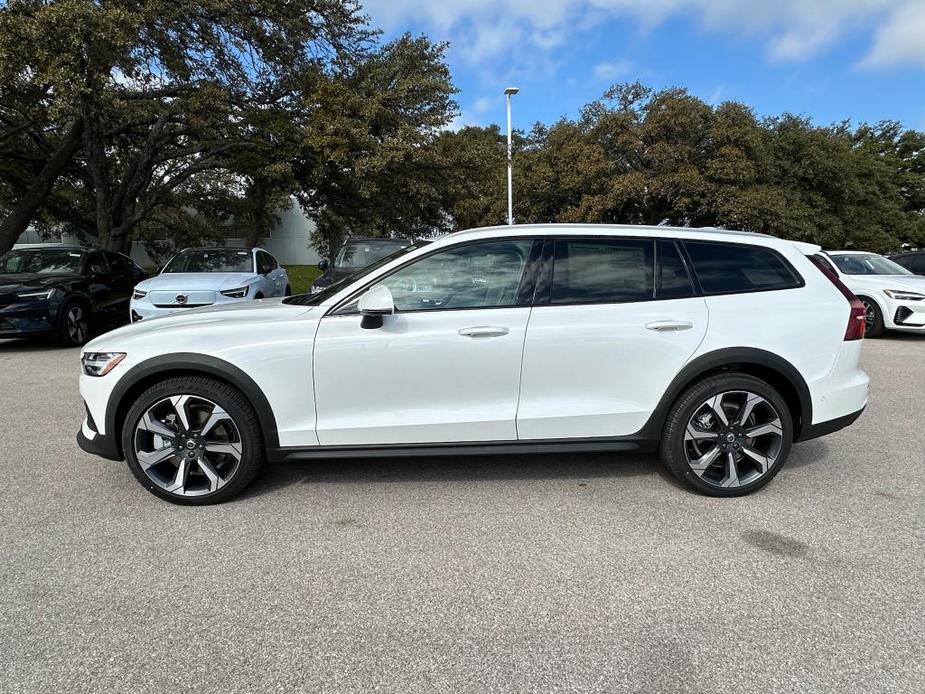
[242,451,670,499]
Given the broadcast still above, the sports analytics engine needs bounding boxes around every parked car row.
[0,245,290,345]
[3,240,925,348]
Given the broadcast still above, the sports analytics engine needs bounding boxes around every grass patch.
[284,265,323,294]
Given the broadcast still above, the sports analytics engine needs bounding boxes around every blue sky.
[362,0,925,132]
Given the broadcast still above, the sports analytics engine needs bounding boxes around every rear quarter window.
[683,241,802,295]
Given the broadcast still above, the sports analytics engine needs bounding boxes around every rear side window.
[657,241,695,299]
[551,239,654,304]
[683,241,802,295]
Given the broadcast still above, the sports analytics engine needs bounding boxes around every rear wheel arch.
[639,348,812,443]
[106,354,280,458]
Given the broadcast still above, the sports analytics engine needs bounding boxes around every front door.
[517,238,709,439]
[313,238,539,446]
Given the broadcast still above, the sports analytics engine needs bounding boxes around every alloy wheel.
[683,390,784,489]
[133,394,243,497]
[66,305,88,344]
[862,300,876,332]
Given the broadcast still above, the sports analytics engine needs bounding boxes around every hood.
[311,267,353,287]
[842,274,925,294]
[0,272,79,294]
[86,298,317,350]
[136,272,259,292]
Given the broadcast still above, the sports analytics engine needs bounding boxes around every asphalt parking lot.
[1,337,923,693]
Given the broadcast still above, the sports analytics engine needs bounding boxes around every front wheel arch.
[107,354,280,459]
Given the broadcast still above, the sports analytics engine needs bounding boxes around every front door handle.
[459,326,510,338]
[646,320,694,332]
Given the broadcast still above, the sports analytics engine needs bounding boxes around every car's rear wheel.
[121,376,265,505]
[58,300,90,347]
[858,296,884,337]
[284,285,292,296]
[659,374,793,496]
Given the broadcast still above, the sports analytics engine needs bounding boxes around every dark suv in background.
[0,246,147,346]
[309,238,413,294]
[889,250,925,276]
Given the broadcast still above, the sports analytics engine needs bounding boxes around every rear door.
[517,237,708,439]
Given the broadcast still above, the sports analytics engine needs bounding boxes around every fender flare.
[105,353,280,451]
[635,347,813,442]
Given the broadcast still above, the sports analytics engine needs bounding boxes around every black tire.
[121,376,265,505]
[858,296,885,338]
[659,374,793,497]
[254,292,264,300]
[284,285,292,296]
[57,299,91,347]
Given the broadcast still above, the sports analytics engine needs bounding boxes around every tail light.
[808,255,866,341]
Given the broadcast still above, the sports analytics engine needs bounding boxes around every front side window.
[0,249,86,275]
[257,251,276,274]
[684,241,802,295]
[830,253,912,276]
[374,240,534,312]
[163,249,254,274]
[550,239,654,305]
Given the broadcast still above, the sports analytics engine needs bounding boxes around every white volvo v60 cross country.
[77,225,870,505]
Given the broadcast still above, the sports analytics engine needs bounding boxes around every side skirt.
[267,437,658,463]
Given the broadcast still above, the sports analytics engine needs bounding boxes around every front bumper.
[77,418,122,461]
[0,300,58,337]
[883,297,925,331]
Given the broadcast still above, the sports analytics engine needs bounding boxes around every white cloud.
[593,59,633,81]
[861,1,925,70]
[362,0,925,70]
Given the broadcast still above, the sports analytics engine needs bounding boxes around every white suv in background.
[129,247,290,322]
[818,251,925,337]
[77,225,869,505]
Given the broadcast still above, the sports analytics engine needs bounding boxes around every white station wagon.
[77,224,870,504]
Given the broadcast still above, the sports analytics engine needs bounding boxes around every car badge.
[175,294,188,305]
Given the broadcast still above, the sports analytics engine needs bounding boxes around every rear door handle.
[646,320,694,332]
[459,326,510,338]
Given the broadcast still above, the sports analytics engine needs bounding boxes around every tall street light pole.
[504,87,519,225]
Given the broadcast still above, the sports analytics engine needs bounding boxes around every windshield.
[285,241,429,306]
[0,248,85,275]
[829,253,912,276]
[333,240,411,270]
[163,249,254,273]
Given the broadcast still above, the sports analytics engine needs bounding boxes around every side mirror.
[357,285,394,329]
[317,258,329,271]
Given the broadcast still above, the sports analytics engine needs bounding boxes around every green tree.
[0,0,371,254]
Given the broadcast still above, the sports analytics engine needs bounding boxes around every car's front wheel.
[858,296,884,337]
[58,300,90,347]
[121,376,265,504]
[659,374,793,496]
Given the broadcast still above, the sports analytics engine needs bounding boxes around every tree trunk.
[0,118,84,254]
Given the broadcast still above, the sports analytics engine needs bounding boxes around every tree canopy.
[0,0,923,257]
[437,83,925,253]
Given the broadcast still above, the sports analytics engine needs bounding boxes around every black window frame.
[680,239,805,297]
[328,237,544,316]
[656,239,697,300]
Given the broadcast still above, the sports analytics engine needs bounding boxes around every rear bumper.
[798,406,865,442]
[77,418,122,461]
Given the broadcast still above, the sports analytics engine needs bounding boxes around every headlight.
[16,288,56,301]
[132,289,148,300]
[220,286,249,298]
[81,352,126,377]
[884,289,925,301]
